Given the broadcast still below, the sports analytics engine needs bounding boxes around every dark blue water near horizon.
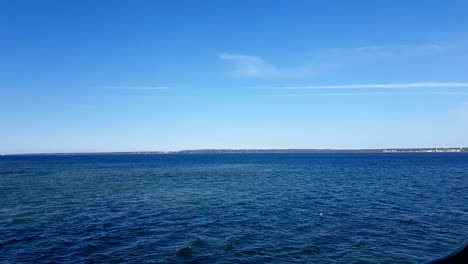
[1,153,467,263]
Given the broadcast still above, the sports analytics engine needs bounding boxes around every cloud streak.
[219,53,280,78]
[263,92,391,97]
[220,37,468,79]
[219,53,324,78]
[109,86,170,90]
[260,82,468,90]
[262,91,468,97]
[321,43,454,61]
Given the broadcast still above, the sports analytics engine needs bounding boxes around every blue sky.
[1,0,468,154]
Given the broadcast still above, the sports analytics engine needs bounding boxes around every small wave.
[176,237,204,256]
[10,218,31,225]
[221,235,249,252]
[302,244,321,255]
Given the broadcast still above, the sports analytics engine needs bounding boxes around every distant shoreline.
[3,148,467,156]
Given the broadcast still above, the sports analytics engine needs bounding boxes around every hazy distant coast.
[6,148,467,156]
[174,148,467,154]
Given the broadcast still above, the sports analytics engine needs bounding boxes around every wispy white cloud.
[262,92,391,97]
[321,43,454,60]
[220,38,468,79]
[220,37,468,79]
[69,103,96,109]
[426,91,468,95]
[262,91,468,97]
[107,86,170,90]
[219,53,326,78]
[260,82,468,90]
[320,36,468,62]
[219,53,278,78]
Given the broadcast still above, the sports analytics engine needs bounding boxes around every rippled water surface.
[1,153,467,263]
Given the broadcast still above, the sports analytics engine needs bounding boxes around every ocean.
[1,153,467,263]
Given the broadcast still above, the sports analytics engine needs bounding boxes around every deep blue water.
[1,153,467,263]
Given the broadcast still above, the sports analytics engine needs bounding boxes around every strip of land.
[5,148,467,155]
[175,148,467,154]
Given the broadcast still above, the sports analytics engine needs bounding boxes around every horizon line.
[3,147,467,156]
